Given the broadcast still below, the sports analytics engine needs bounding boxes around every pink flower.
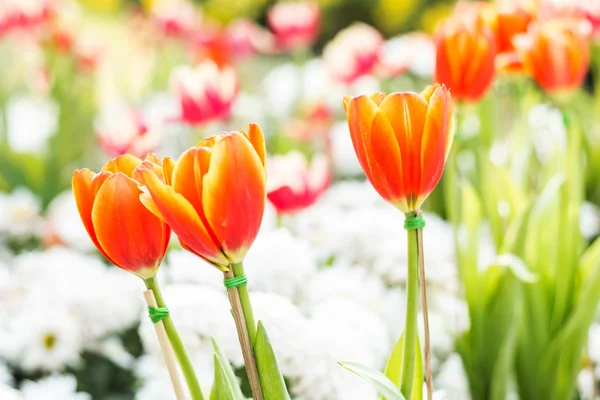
[323,23,383,84]
[0,0,52,37]
[95,103,160,158]
[170,61,238,126]
[267,1,320,51]
[151,0,200,39]
[267,151,331,214]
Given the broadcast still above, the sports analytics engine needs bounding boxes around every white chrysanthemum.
[588,324,600,365]
[44,191,94,251]
[435,353,469,399]
[292,299,387,400]
[165,249,223,289]
[0,188,44,241]
[6,95,58,154]
[299,262,388,317]
[6,305,82,372]
[250,291,311,377]
[244,228,317,298]
[135,353,213,400]
[10,248,141,341]
[138,283,241,366]
[20,375,91,400]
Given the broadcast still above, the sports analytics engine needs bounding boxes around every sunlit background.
[1,0,600,399]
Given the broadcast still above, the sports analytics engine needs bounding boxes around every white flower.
[20,375,91,400]
[587,324,600,365]
[244,228,317,298]
[7,307,82,372]
[581,202,600,240]
[261,62,301,118]
[0,360,13,386]
[44,191,94,251]
[6,95,58,153]
[10,248,141,341]
[299,262,388,316]
[577,369,595,400]
[0,187,44,241]
[292,299,387,400]
[250,291,312,377]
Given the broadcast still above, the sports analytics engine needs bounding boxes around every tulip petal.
[72,169,115,264]
[136,164,229,267]
[418,85,454,206]
[101,154,143,177]
[244,123,266,167]
[92,173,169,278]
[378,92,428,205]
[369,111,408,209]
[346,95,380,187]
[202,132,266,262]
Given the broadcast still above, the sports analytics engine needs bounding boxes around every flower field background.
[1,0,600,399]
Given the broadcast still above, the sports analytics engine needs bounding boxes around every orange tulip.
[72,154,171,279]
[513,18,591,94]
[496,7,533,53]
[343,84,455,213]
[134,124,266,270]
[434,22,496,102]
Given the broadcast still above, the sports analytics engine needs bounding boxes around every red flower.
[267,152,331,214]
[170,61,238,126]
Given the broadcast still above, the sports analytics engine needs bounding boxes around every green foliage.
[383,334,422,400]
[338,361,406,400]
[210,339,245,400]
[254,321,291,400]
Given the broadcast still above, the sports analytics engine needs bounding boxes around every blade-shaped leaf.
[211,354,238,400]
[383,333,423,400]
[211,338,245,399]
[254,321,291,400]
[339,361,407,400]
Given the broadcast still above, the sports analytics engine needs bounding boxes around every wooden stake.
[224,270,264,400]
[143,290,187,400]
[416,210,433,400]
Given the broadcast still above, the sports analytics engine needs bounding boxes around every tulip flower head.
[513,18,592,94]
[134,124,266,270]
[150,0,199,39]
[323,22,383,84]
[267,1,320,51]
[170,61,238,126]
[267,151,331,214]
[435,21,496,102]
[72,154,171,279]
[343,84,455,213]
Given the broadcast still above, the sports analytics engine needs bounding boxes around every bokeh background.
[1,0,600,399]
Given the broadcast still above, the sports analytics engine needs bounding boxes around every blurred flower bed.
[0,0,600,399]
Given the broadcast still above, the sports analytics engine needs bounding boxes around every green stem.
[401,214,420,398]
[232,262,257,344]
[144,277,204,400]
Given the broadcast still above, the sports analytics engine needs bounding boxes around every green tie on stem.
[144,276,204,400]
[232,262,257,343]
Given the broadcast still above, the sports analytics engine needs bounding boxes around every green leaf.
[211,338,245,399]
[339,361,406,400]
[490,254,537,283]
[254,321,291,400]
[211,354,238,400]
[383,333,423,400]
